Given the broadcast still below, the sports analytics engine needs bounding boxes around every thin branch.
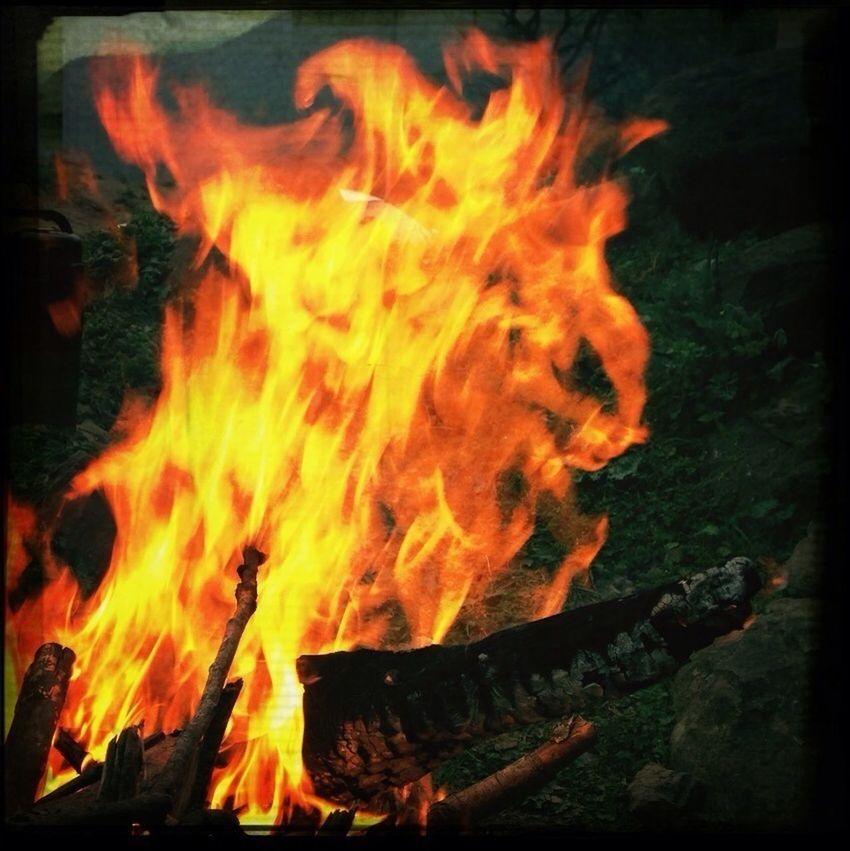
[427,716,597,830]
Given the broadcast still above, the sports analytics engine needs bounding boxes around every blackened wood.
[14,791,173,827]
[98,724,144,802]
[298,558,761,804]
[427,716,596,830]
[187,678,243,811]
[155,547,262,820]
[20,733,179,825]
[54,728,89,773]
[4,642,75,814]
[316,808,357,836]
[18,540,260,828]
[36,730,165,805]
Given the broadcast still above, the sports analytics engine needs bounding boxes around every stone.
[670,595,818,828]
[627,762,701,826]
[782,522,825,598]
[723,225,830,357]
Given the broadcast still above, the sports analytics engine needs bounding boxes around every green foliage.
[433,682,677,831]
[577,218,829,596]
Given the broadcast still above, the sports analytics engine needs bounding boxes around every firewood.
[156,547,263,819]
[54,728,89,774]
[98,724,144,802]
[14,547,263,827]
[316,808,357,835]
[427,715,596,830]
[186,678,243,812]
[298,557,761,804]
[37,731,165,805]
[4,643,75,815]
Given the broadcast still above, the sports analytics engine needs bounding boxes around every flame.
[6,31,660,823]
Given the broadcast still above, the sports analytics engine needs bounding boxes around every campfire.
[6,27,760,833]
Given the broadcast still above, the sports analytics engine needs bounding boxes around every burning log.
[316,808,358,836]
[14,548,262,827]
[21,732,178,823]
[98,725,144,802]
[4,643,76,815]
[54,728,89,774]
[37,731,165,805]
[187,678,244,812]
[427,715,596,830]
[298,558,761,804]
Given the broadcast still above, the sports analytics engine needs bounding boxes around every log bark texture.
[4,643,76,815]
[298,557,760,804]
[427,715,596,830]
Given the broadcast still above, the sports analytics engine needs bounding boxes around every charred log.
[22,732,179,823]
[98,725,144,802]
[37,731,165,805]
[316,808,357,836]
[427,715,596,830]
[298,557,760,804]
[4,643,75,815]
[54,728,89,774]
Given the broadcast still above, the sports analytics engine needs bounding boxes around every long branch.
[153,547,263,811]
[427,716,597,830]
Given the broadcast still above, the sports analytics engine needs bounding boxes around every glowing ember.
[6,30,662,823]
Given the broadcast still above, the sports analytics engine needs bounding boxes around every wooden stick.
[54,728,90,774]
[98,724,144,802]
[15,549,262,828]
[4,643,75,815]
[155,547,263,819]
[36,731,165,805]
[427,716,596,830]
[316,808,357,836]
[186,678,244,812]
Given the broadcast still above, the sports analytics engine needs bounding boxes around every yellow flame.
[6,30,662,823]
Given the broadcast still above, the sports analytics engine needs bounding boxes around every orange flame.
[6,31,660,823]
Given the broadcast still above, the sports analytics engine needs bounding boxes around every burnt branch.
[54,728,89,774]
[98,725,144,802]
[15,548,262,827]
[36,731,165,805]
[298,558,760,805]
[4,643,75,815]
[427,715,596,830]
[186,678,244,812]
[154,547,262,817]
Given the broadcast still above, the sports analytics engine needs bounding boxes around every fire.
[6,31,661,823]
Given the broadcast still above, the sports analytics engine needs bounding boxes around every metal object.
[5,209,84,427]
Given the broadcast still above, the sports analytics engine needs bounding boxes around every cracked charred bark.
[298,557,760,805]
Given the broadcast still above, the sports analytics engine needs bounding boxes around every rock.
[670,596,818,828]
[627,763,701,826]
[629,48,820,240]
[723,225,830,357]
[783,522,825,598]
